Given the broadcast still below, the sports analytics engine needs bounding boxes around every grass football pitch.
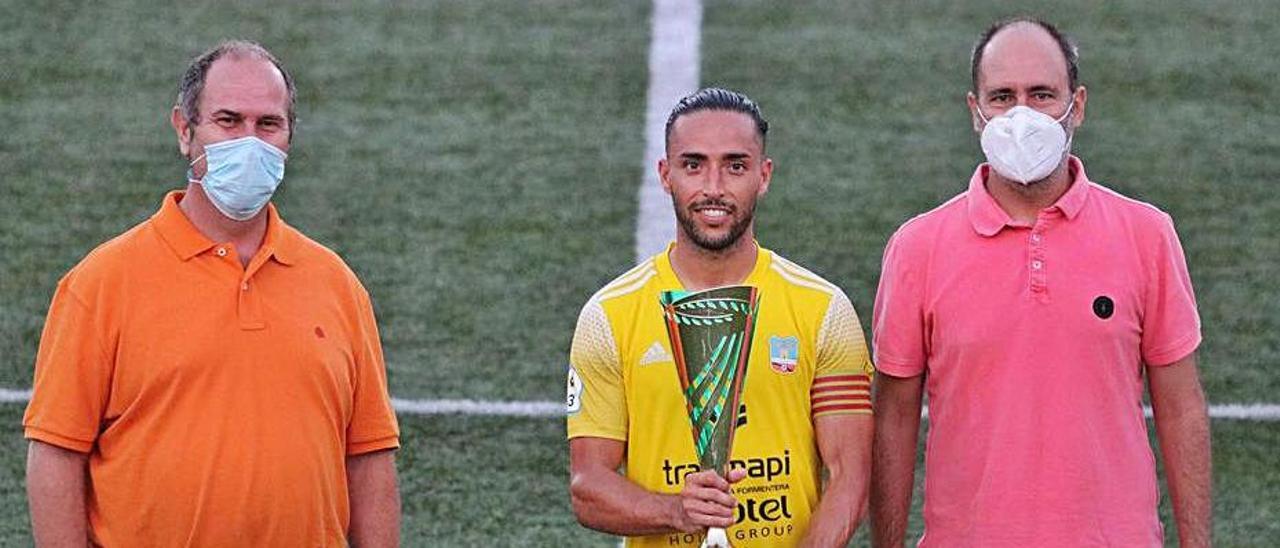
[1,0,1277,545]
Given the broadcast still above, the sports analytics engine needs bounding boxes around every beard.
[673,197,756,252]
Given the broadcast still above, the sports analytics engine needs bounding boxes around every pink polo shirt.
[873,157,1200,547]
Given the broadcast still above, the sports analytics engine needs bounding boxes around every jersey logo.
[638,341,672,366]
[769,336,799,375]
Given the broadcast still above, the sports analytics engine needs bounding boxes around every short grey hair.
[176,40,297,139]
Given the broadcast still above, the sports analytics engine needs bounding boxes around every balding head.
[971,17,1079,94]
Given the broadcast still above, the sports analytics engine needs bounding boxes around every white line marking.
[390,398,562,417]
[635,0,703,262]
[0,389,31,403]
[4,387,1278,420]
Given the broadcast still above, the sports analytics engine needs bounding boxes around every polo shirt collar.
[152,190,297,265]
[967,155,1092,237]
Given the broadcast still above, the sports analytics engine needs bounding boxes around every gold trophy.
[660,286,760,548]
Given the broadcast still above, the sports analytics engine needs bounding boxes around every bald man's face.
[967,23,1085,133]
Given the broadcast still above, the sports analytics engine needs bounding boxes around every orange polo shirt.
[24,191,400,547]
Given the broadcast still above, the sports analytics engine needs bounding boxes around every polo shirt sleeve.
[1140,214,1201,367]
[346,289,400,456]
[565,299,627,441]
[23,276,112,453]
[811,291,874,417]
[872,230,928,378]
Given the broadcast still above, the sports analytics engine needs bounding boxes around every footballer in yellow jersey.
[567,244,874,547]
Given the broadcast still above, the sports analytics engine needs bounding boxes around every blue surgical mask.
[187,136,287,221]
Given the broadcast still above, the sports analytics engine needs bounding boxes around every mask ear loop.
[1056,99,1077,153]
[975,104,993,126]
[187,152,207,184]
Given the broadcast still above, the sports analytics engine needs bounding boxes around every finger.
[726,467,748,483]
[684,485,738,510]
[683,500,738,527]
[686,470,729,490]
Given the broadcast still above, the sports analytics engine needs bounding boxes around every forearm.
[801,468,868,548]
[26,441,89,548]
[870,401,921,547]
[1154,400,1212,547]
[347,450,401,548]
[803,414,874,548]
[570,467,682,536]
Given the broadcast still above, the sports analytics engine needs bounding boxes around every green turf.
[700,0,1280,402]
[0,406,1275,545]
[0,0,649,400]
[2,0,1278,545]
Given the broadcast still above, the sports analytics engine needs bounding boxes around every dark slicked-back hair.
[971,17,1080,93]
[177,40,297,139]
[664,87,769,152]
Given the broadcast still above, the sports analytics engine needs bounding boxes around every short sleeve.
[346,289,400,455]
[23,276,112,453]
[872,230,929,378]
[811,291,874,418]
[565,299,627,441]
[1140,214,1201,366]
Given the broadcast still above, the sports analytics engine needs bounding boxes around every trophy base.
[701,527,731,548]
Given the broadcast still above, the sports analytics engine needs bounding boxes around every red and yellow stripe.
[811,374,872,417]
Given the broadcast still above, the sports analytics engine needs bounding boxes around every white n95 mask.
[187,136,288,221]
[978,104,1073,185]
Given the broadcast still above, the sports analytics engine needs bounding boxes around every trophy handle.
[701,527,731,548]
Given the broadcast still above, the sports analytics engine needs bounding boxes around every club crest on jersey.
[769,336,799,375]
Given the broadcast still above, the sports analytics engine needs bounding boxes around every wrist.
[657,492,688,532]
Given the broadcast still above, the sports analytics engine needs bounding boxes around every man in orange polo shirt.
[23,40,401,546]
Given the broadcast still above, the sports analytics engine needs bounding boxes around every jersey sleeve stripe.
[811,392,870,405]
[812,381,870,393]
[812,402,873,417]
[813,374,871,385]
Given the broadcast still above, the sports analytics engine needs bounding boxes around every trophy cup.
[660,286,760,548]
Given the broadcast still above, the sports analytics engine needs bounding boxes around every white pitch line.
[634,0,703,262]
[390,398,561,417]
[3,387,1278,420]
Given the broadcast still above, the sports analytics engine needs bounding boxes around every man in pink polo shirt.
[869,17,1212,547]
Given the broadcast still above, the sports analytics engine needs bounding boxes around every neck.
[986,159,1074,225]
[179,183,268,268]
[668,233,759,291]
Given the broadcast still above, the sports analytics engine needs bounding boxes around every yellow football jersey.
[567,244,874,547]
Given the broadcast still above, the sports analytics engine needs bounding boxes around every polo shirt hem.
[24,426,93,453]
[346,434,401,456]
[872,356,924,378]
[1144,332,1202,367]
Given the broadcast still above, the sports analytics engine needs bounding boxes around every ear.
[658,157,673,195]
[966,92,984,133]
[171,106,192,157]
[757,157,773,197]
[1070,85,1087,129]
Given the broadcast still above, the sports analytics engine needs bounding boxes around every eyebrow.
[986,84,1060,98]
[678,152,752,161]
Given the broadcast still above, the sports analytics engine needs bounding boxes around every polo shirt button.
[1032,260,1043,270]
[242,282,250,291]
[1031,234,1041,243]
[216,247,227,257]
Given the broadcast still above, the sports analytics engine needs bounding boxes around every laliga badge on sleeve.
[566,366,583,415]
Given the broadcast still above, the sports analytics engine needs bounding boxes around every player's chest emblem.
[768,335,799,375]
